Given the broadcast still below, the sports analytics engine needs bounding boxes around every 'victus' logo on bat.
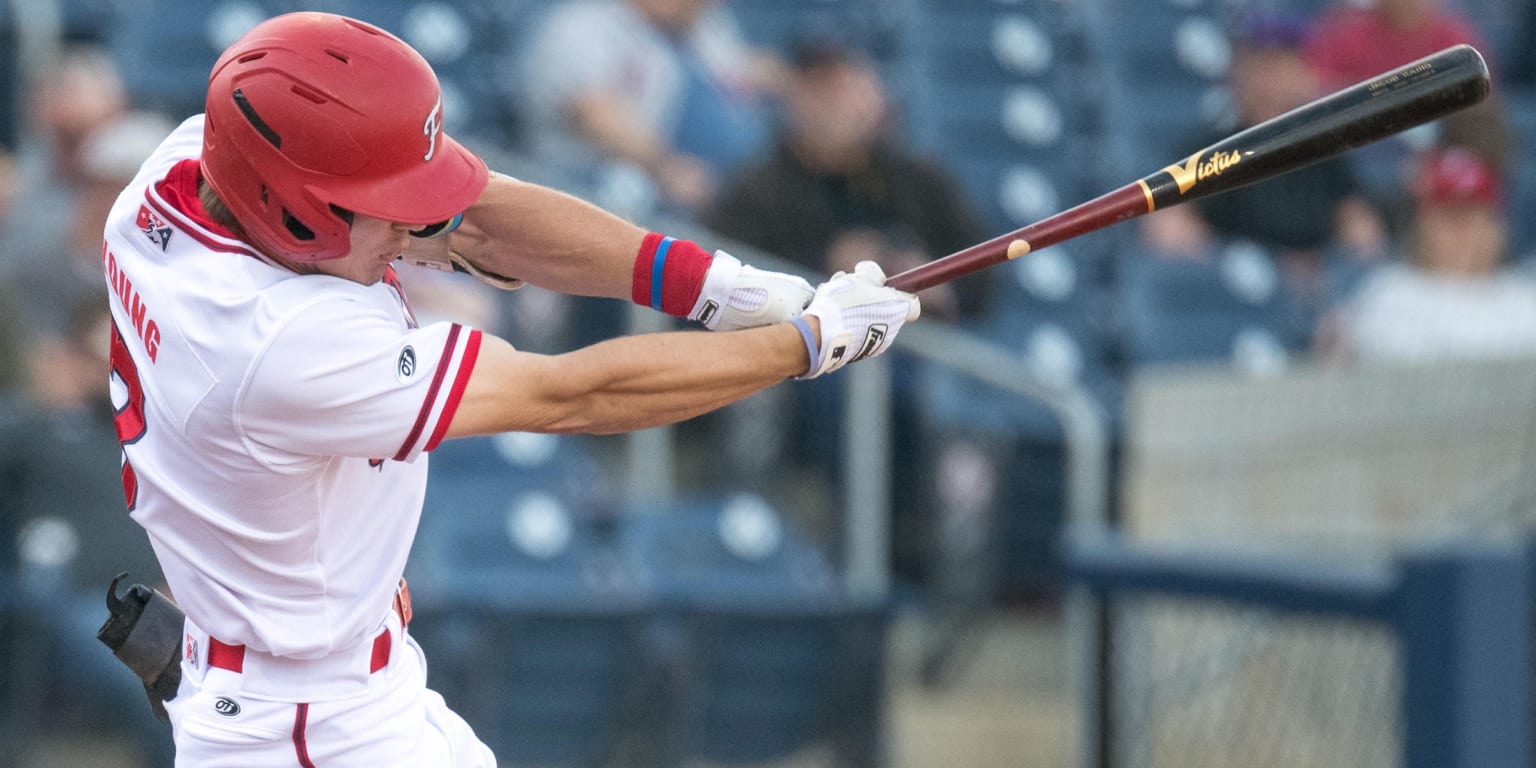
[1162,149,1244,194]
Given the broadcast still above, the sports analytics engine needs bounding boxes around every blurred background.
[2,0,1536,766]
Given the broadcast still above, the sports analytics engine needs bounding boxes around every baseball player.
[100,11,919,767]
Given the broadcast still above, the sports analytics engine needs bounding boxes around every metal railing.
[643,220,1116,606]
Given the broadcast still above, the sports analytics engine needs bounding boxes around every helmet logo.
[423,94,443,162]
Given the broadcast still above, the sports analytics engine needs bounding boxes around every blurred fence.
[1069,533,1532,768]
[1074,358,1536,768]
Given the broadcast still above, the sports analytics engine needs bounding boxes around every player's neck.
[197,177,244,236]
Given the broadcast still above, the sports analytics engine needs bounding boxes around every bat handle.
[885,245,1004,293]
[885,184,1152,294]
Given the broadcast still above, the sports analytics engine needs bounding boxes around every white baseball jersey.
[104,115,481,660]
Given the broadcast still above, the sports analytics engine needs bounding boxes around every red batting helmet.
[202,12,488,262]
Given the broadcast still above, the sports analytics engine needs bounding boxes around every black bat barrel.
[1140,44,1489,210]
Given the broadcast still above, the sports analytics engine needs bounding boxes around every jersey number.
[110,321,147,510]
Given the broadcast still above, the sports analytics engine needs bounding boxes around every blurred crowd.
[0,0,1534,763]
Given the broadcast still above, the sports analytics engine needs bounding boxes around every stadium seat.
[107,0,296,119]
[0,5,14,152]
[1442,0,1527,68]
[726,0,902,59]
[408,434,650,767]
[903,0,1110,233]
[1504,91,1536,260]
[427,431,613,512]
[1117,239,1313,371]
[617,495,886,768]
[1086,0,1234,177]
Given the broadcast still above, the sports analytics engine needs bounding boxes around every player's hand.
[798,260,920,380]
[690,251,815,331]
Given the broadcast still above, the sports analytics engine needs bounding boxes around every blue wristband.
[790,316,819,377]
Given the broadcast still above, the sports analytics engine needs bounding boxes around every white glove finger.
[852,259,888,285]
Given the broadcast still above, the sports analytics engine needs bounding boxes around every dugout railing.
[1067,532,1534,768]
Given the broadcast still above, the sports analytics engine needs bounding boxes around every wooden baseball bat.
[886,44,1490,293]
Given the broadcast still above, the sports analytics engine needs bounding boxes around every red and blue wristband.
[631,233,713,317]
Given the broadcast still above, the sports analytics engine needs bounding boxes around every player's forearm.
[450,323,814,438]
[546,324,811,434]
[450,175,645,299]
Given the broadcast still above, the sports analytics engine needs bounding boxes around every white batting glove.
[796,261,920,380]
[689,251,815,331]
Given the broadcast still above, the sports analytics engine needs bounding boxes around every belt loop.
[394,578,412,627]
[207,637,246,673]
[369,630,391,674]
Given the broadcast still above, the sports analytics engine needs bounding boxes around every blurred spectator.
[0,147,15,216]
[9,44,126,190]
[1303,0,1509,223]
[1321,147,1536,363]
[702,33,988,582]
[4,298,161,593]
[18,111,172,348]
[705,35,988,320]
[0,45,128,342]
[0,147,27,396]
[0,296,170,767]
[1304,0,1493,91]
[1142,14,1388,299]
[516,0,782,215]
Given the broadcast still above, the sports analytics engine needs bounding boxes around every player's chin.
[371,253,402,278]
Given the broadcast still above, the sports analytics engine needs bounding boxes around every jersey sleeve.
[237,297,482,467]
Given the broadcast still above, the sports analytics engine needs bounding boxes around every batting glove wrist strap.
[691,251,816,331]
[789,315,820,376]
[797,260,920,380]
